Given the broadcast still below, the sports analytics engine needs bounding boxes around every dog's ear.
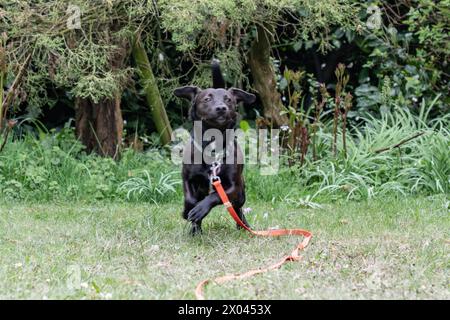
[174,86,201,121]
[189,105,199,121]
[229,88,256,105]
[174,86,201,101]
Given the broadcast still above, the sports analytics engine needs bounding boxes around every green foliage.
[1,0,155,109]
[159,0,360,52]
[2,0,447,134]
[191,48,247,88]
[245,98,449,202]
[1,95,448,204]
[0,126,180,202]
[405,0,449,61]
[0,1,448,206]
[118,170,180,203]
[351,0,450,117]
[327,109,448,197]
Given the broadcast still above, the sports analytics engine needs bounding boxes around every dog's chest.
[185,164,211,181]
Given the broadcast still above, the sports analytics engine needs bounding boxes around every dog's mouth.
[204,114,233,127]
[216,115,227,122]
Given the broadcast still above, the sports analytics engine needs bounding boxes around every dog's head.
[174,86,256,129]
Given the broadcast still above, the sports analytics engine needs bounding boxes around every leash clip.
[209,161,221,184]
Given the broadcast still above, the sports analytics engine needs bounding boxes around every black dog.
[174,61,256,235]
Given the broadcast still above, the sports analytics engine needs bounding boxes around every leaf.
[91,281,101,294]
[293,41,302,52]
[239,120,250,132]
[279,77,288,91]
[345,30,355,43]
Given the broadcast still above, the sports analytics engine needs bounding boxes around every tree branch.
[374,132,425,154]
[0,52,32,126]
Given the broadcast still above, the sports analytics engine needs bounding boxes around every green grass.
[0,196,448,299]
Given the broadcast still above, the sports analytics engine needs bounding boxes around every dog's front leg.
[187,183,242,225]
[187,192,221,225]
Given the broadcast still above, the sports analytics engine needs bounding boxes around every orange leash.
[194,179,312,300]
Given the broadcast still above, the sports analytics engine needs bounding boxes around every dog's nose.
[215,105,227,113]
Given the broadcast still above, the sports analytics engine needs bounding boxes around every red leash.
[194,177,313,300]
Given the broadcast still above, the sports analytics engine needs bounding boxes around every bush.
[0,98,448,204]
[0,127,181,203]
[244,97,449,203]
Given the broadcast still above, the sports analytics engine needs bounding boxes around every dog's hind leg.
[235,207,250,230]
[182,200,195,220]
[231,188,250,230]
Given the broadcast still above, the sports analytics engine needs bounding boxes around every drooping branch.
[0,52,32,131]
[0,119,17,153]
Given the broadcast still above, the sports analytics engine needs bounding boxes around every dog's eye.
[204,96,211,102]
[224,97,232,103]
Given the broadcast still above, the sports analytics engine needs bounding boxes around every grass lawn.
[0,196,448,299]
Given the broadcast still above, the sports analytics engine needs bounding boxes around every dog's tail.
[212,58,226,89]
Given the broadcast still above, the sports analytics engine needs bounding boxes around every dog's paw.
[190,223,202,236]
[187,205,209,223]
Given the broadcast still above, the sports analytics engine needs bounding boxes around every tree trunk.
[75,94,123,159]
[74,33,127,159]
[248,25,288,128]
[132,38,172,145]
